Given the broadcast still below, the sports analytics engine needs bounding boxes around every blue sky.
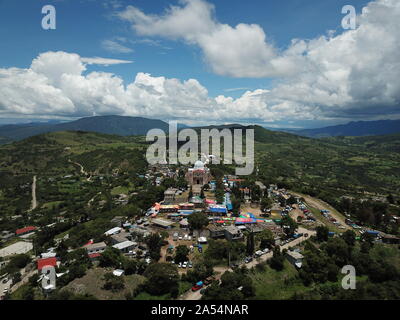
[0,0,397,128]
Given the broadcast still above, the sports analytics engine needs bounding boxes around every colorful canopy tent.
[235,217,257,224]
[240,212,256,219]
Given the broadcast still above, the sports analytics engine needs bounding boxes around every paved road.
[0,267,37,299]
[0,278,12,298]
[10,269,38,294]
[179,227,316,300]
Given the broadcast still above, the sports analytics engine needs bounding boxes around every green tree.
[143,263,179,296]
[102,273,125,292]
[187,212,209,231]
[175,245,189,263]
[257,229,275,249]
[99,247,124,268]
[342,230,356,246]
[260,197,272,212]
[246,233,255,256]
[280,216,298,237]
[316,226,329,242]
[269,246,284,271]
[145,233,164,262]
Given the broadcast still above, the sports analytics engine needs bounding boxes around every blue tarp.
[210,207,227,214]
[224,193,233,211]
[178,210,194,215]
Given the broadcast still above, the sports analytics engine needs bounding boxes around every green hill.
[253,128,400,199]
[0,115,170,142]
[0,128,398,212]
[0,131,148,177]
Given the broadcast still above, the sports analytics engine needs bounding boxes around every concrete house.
[85,242,107,255]
[286,251,304,268]
[224,225,243,241]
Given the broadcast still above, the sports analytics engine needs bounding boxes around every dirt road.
[69,160,91,181]
[29,175,38,211]
[292,192,350,230]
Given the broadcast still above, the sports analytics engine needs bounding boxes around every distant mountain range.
[0,115,170,143]
[284,120,400,138]
[0,116,399,144]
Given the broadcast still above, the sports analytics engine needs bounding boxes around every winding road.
[69,159,91,181]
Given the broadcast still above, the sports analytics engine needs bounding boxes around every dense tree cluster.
[202,268,255,300]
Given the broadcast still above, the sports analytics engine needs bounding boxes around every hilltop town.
[1,141,399,300]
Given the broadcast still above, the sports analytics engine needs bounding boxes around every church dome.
[193,160,205,169]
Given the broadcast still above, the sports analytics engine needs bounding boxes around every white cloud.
[80,57,133,65]
[117,0,400,121]
[1,0,400,125]
[118,0,303,78]
[101,39,134,54]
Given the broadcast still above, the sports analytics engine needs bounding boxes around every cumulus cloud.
[117,0,400,121]
[1,0,400,124]
[118,0,302,78]
[0,51,216,120]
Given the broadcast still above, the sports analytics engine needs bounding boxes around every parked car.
[178,235,183,240]
[255,250,263,257]
[182,261,188,268]
[178,262,182,268]
[192,282,203,291]
[188,262,193,268]
[245,257,253,263]
[262,248,269,254]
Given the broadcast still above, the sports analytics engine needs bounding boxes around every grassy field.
[64,267,146,300]
[134,292,170,300]
[111,185,130,196]
[249,260,311,299]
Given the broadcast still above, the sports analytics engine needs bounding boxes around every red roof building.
[37,257,57,271]
[15,226,37,235]
[88,253,101,259]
